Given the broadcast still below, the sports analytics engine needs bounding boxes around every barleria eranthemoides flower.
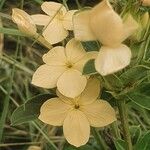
[1,0,149,149]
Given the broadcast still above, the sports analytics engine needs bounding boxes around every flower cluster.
[12,0,143,147]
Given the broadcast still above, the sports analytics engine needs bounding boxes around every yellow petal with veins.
[95,44,131,76]
[42,46,67,66]
[63,10,77,30]
[57,69,87,98]
[32,64,66,88]
[73,10,97,41]
[81,100,116,127]
[63,110,90,147]
[31,14,51,26]
[39,98,72,126]
[42,18,68,44]
[65,38,86,63]
[90,0,124,46]
[78,78,100,105]
[41,2,67,17]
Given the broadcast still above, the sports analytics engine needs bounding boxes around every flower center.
[74,104,80,109]
[66,62,73,68]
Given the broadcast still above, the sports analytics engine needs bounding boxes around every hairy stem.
[118,100,133,150]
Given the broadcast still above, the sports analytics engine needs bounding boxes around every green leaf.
[127,83,150,110]
[114,139,126,150]
[130,126,141,145]
[81,41,100,52]
[11,94,55,125]
[134,131,150,150]
[120,66,150,86]
[83,59,97,75]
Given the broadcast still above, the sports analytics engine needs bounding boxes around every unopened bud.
[12,8,37,36]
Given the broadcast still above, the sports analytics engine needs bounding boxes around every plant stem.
[111,121,121,139]
[117,100,133,150]
[92,128,108,150]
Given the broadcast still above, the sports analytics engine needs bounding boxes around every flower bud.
[12,8,37,36]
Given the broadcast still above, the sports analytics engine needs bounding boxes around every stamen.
[74,104,80,109]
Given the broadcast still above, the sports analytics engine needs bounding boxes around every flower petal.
[32,64,66,88]
[78,78,100,105]
[42,18,68,44]
[31,14,51,26]
[73,10,97,41]
[81,100,116,127]
[42,46,67,66]
[12,8,37,35]
[95,44,131,76]
[65,38,86,63]
[63,10,77,30]
[74,51,98,72]
[57,69,87,98]
[90,0,124,46]
[123,14,139,40]
[41,2,67,17]
[63,110,90,147]
[39,98,72,126]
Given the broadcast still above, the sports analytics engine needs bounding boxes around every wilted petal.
[81,100,116,127]
[78,78,100,105]
[73,10,97,41]
[63,10,77,30]
[42,18,68,44]
[74,51,98,72]
[39,98,72,126]
[57,69,87,98]
[32,64,66,88]
[95,44,131,76]
[65,38,86,63]
[63,110,90,147]
[31,14,51,26]
[41,2,67,17]
[12,8,37,35]
[123,14,139,40]
[43,46,67,66]
[90,0,124,46]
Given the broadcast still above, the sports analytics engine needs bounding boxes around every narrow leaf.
[11,94,55,125]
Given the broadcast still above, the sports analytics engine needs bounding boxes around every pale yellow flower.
[31,2,76,44]
[39,78,116,147]
[73,0,138,76]
[142,0,150,6]
[12,8,37,36]
[32,38,97,98]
